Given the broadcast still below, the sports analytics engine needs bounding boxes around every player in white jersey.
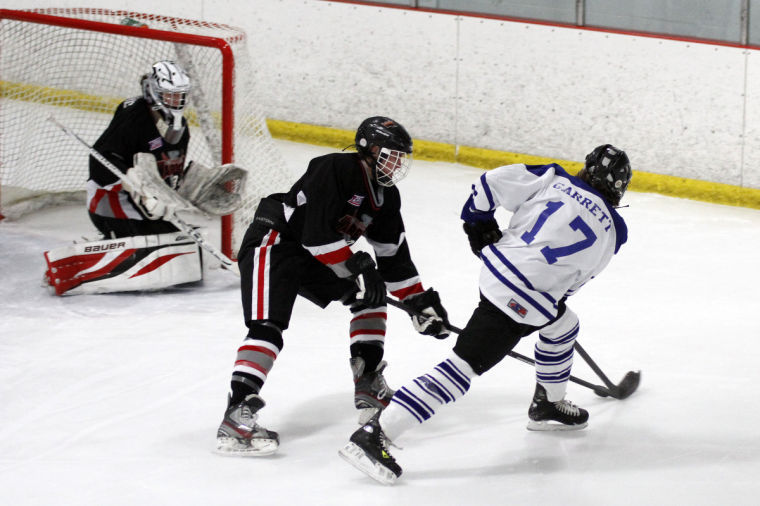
[339,144,633,484]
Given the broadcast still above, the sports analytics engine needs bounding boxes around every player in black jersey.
[86,60,191,238]
[215,116,452,456]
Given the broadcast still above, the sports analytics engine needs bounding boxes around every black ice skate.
[527,383,589,431]
[338,414,401,485]
[351,357,395,424]
[215,394,280,456]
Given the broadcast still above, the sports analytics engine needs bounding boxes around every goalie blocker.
[44,232,202,295]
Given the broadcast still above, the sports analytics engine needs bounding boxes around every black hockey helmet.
[355,116,413,187]
[581,144,632,206]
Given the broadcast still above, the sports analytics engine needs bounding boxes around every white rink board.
[456,18,747,186]
[240,2,459,144]
[741,50,760,189]
[2,0,758,188]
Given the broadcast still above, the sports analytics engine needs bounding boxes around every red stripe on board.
[129,252,193,278]
[313,246,352,265]
[238,345,278,359]
[324,0,753,50]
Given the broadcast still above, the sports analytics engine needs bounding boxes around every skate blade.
[338,442,398,485]
[526,420,588,432]
[215,437,279,457]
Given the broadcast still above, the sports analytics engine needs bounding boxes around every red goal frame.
[0,8,239,258]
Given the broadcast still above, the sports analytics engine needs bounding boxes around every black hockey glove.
[404,288,451,339]
[345,251,386,308]
[463,219,502,257]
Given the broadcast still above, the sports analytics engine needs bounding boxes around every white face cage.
[145,61,191,130]
[375,147,412,187]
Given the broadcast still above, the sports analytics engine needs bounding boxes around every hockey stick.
[387,297,639,400]
[572,341,640,400]
[47,115,240,276]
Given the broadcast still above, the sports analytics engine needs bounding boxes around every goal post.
[0,8,292,259]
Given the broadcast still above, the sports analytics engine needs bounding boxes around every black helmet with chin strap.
[580,144,632,206]
[355,116,413,187]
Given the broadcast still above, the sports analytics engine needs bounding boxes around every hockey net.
[0,8,293,258]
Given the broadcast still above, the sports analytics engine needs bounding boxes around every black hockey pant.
[453,294,568,375]
[89,212,178,238]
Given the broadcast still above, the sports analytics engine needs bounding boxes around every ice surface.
[2,140,759,505]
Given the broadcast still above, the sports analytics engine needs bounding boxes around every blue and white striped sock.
[535,307,579,402]
[380,352,476,442]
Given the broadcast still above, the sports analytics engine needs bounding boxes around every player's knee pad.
[246,321,284,350]
[538,305,579,346]
[44,232,202,295]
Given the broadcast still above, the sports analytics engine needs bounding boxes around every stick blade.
[593,387,610,398]
[613,370,641,399]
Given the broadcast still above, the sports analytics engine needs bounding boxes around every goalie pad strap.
[44,232,202,295]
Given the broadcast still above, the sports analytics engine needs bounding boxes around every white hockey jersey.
[462,163,627,326]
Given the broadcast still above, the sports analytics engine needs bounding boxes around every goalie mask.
[355,116,413,187]
[142,60,191,143]
[580,144,632,206]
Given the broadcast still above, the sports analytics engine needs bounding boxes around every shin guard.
[230,323,283,403]
[380,352,475,442]
[535,307,580,402]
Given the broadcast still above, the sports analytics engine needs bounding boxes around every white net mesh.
[0,8,293,257]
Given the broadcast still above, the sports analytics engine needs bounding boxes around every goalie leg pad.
[44,231,203,295]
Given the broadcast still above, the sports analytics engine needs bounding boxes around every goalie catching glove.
[404,288,451,339]
[122,153,196,220]
[345,251,386,308]
[178,161,248,216]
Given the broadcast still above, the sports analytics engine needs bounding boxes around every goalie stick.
[387,298,640,400]
[47,115,240,275]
